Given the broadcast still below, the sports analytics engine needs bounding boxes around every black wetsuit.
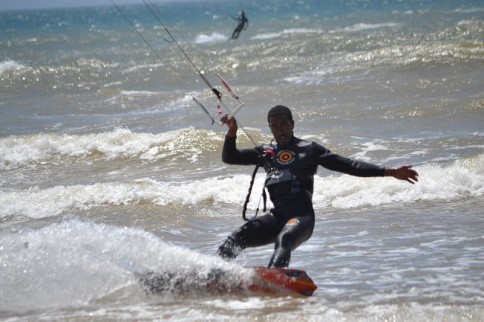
[231,14,248,39]
[217,135,385,268]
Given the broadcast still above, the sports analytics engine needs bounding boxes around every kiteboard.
[248,267,317,296]
[137,266,317,296]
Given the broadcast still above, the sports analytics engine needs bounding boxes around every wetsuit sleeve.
[313,142,385,177]
[222,136,259,165]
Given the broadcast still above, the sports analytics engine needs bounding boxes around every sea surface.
[1,0,483,320]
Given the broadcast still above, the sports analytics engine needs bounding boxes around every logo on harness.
[277,150,295,165]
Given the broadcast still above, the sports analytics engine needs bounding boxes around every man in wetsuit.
[231,11,248,40]
[217,105,419,268]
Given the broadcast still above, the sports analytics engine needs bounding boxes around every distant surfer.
[217,105,419,268]
[230,10,248,40]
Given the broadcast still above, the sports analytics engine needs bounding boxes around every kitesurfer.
[217,105,419,268]
[230,10,248,39]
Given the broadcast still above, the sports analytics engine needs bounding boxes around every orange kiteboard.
[137,266,317,296]
[247,267,317,296]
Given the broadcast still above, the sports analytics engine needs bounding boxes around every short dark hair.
[267,105,293,122]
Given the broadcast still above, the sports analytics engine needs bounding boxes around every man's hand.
[385,165,419,184]
[221,114,238,137]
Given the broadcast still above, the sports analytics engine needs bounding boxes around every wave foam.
[0,128,187,167]
[2,154,483,219]
[343,22,401,32]
[0,219,237,311]
[252,28,322,40]
[0,60,25,75]
[194,32,227,44]
[313,154,484,209]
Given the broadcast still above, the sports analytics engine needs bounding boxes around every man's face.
[268,115,294,146]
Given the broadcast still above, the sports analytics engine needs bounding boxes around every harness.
[241,149,277,221]
[241,143,313,221]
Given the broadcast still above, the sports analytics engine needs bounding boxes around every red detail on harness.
[263,149,276,158]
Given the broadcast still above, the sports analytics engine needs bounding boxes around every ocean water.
[1,0,483,320]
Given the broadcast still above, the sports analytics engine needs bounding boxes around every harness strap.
[262,189,267,213]
[242,163,260,221]
[242,150,276,221]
